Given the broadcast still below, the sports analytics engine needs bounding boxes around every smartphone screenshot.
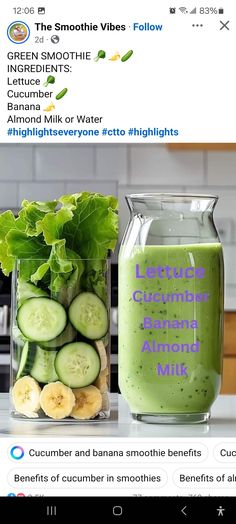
[0,1,236,521]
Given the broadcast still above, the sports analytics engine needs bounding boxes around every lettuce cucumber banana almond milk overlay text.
[132,262,210,376]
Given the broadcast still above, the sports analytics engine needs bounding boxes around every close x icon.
[220,20,230,30]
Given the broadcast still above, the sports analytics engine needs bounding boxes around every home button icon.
[113,506,123,516]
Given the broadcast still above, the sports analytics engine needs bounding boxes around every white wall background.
[0,144,236,306]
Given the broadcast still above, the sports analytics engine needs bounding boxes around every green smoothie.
[119,243,224,416]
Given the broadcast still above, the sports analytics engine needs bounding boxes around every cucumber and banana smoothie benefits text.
[119,243,223,414]
[0,192,118,420]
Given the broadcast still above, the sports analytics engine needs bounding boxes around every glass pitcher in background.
[119,194,224,424]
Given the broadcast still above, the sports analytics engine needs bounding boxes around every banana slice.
[71,385,102,420]
[94,368,109,393]
[40,381,75,420]
[101,392,109,412]
[95,340,108,371]
[12,376,41,418]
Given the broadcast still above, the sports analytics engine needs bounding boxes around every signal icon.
[190,7,197,14]
[179,7,188,13]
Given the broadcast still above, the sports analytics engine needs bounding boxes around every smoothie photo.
[119,194,224,424]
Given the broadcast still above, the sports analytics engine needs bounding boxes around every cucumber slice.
[40,323,76,350]
[30,346,58,384]
[17,281,48,308]
[55,342,100,388]
[16,341,36,380]
[17,298,67,342]
[69,292,108,340]
[13,325,27,346]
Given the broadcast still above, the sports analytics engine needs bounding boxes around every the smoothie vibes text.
[132,263,210,377]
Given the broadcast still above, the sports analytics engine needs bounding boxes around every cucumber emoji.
[121,50,133,62]
[55,88,68,100]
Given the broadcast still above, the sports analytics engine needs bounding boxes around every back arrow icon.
[181,506,187,516]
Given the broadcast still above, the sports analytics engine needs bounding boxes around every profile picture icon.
[7,21,30,44]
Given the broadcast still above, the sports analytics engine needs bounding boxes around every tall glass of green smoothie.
[119,194,224,424]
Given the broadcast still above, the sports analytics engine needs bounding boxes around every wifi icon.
[179,7,188,13]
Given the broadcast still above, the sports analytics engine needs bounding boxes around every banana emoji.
[71,385,102,420]
[95,340,107,371]
[44,102,55,112]
[94,367,109,393]
[40,381,75,419]
[109,52,120,61]
[12,376,41,418]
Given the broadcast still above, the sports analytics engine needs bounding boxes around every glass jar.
[10,258,110,422]
[119,194,224,424]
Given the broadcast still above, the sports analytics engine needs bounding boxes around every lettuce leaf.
[19,200,58,237]
[7,230,50,259]
[63,193,118,259]
[50,249,84,307]
[6,230,50,281]
[0,193,118,302]
[61,193,118,304]
[0,243,15,275]
[30,262,50,285]
[0,211,26,275]
[31,240,72,285]
[49,240,73,274]
[37,207,73,245]
[0,210,25,241]
[82,259,108,302]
